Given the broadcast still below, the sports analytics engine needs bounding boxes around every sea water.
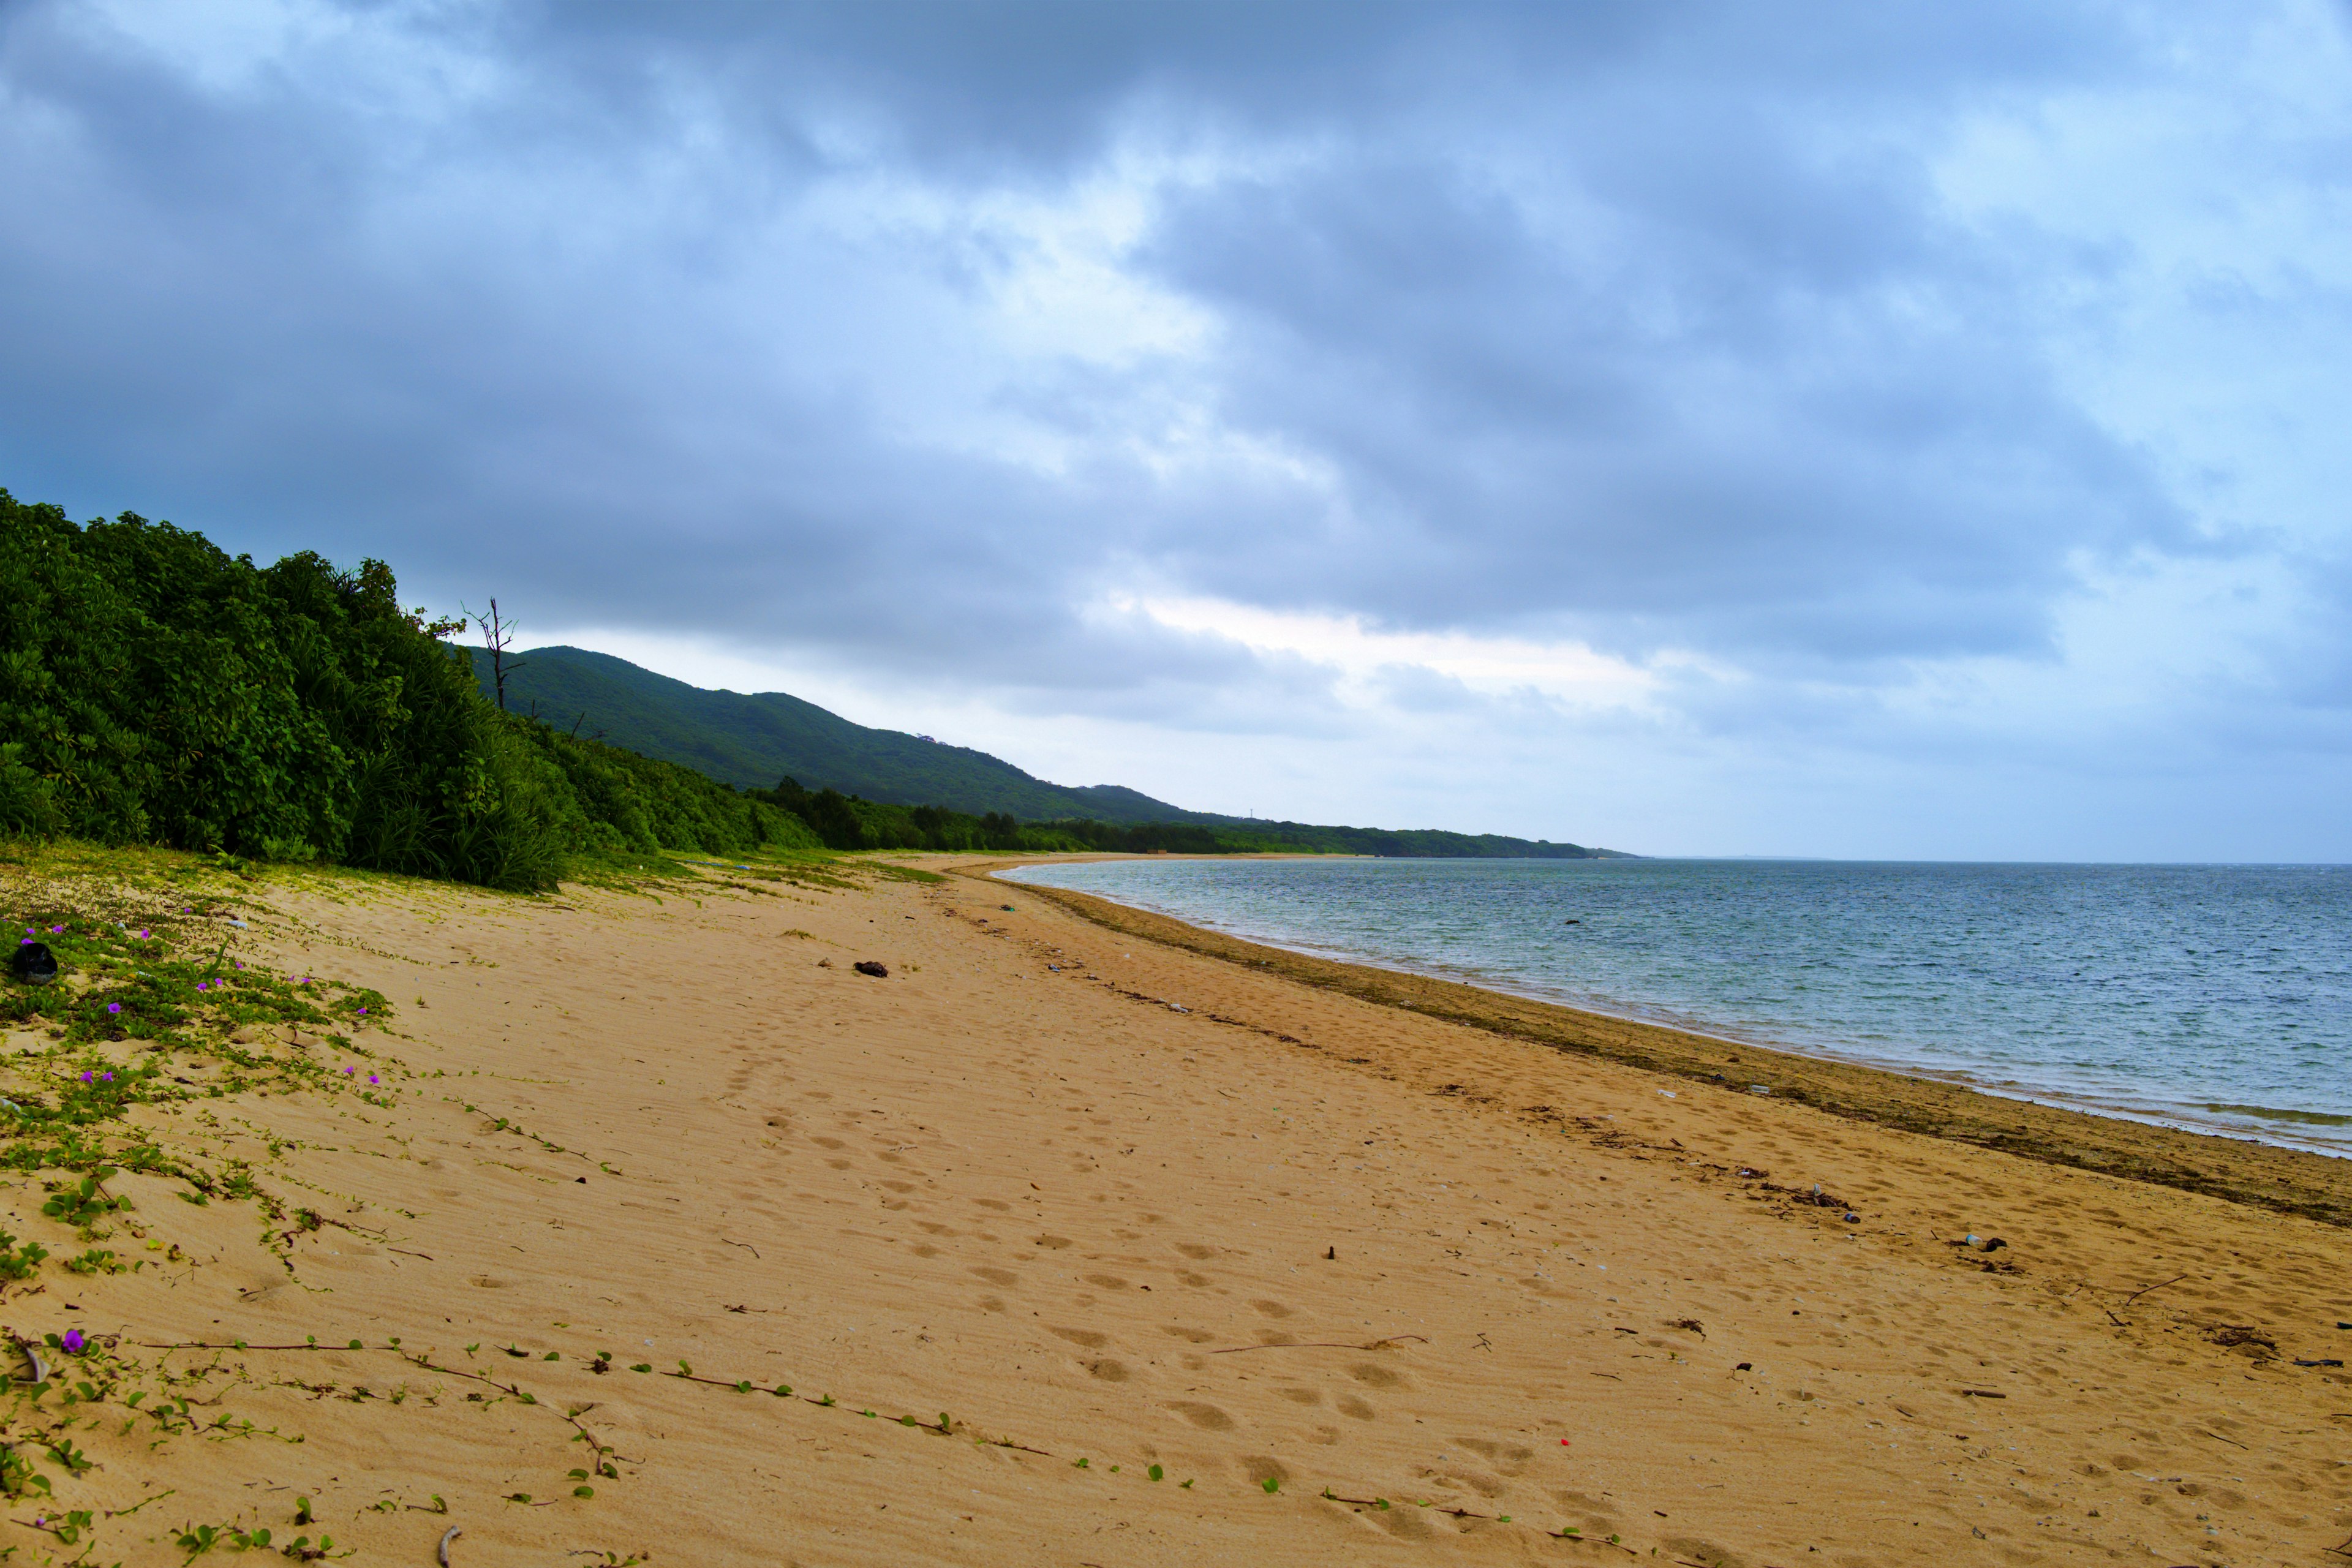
[996,858,2352,1157]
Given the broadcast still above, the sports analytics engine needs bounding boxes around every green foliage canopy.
[0,490,816,888]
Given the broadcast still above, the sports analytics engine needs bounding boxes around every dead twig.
[1209,1334,1428,1355]
[1317,1486,1494,1522]
[2121,1273,2189,1308]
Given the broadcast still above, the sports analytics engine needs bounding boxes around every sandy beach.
[3,849,2347,1567]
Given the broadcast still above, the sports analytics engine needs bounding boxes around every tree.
[466,597,525,712]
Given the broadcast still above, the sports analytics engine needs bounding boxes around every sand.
[2,850,2347,1567]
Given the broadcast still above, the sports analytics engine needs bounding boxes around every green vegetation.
[1,489,816,889]
[748,780,1617,858]
[489,648,1628,858]
[474,644,1199,821]
[2,485,1622,878]
[479,649,1629,856]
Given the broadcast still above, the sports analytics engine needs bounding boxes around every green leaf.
[1148,1464,1164,1482]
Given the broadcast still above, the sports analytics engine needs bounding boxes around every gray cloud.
[0,0,2345,842]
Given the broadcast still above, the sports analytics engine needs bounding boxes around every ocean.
[995,857,2352,1157]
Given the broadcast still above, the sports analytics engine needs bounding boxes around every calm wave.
[997,858,2352,1156]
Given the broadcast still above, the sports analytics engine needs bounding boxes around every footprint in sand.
[1335,1395,1376,1420]
[1278,1387,1322,1406]
[1084,1273,1130,1290]
[1162,1327,1216,1344]
[1457,1438,1532,1474]
[1084,1359,1132,1382]
[1175,1242,1216,1259]
[972,1266,1019,1287]
[1250,1299,1294,1319]
[1050,1327,1109,1348]
[1349,1362,1404,1388]
[1167,1401,1235,1431]
[810,1136,845,1149]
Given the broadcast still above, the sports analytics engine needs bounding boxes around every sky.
[4,1,2348,860]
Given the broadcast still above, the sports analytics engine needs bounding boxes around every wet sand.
[4,851,2348,1566]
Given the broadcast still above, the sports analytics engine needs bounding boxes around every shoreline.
[966,856,2352,1229]
[993,858,2352,1161]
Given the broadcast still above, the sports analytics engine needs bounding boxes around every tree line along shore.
[1,489,1618,886]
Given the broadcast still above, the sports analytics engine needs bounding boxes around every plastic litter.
[1748,1085,1772,1095]
[851,960,888,978]
[1843,1212,1860,1223]
[2294,1358,2345,1367]
[9,941,56,986]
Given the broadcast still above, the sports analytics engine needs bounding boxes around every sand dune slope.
[4,855,2346,1567]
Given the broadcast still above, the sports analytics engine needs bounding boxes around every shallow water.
[997,858,2352,1156]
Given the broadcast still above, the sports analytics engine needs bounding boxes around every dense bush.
[0,490,815,888]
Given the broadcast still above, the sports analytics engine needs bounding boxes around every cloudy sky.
[4,1,2348,859]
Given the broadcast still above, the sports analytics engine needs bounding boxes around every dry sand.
[3,851,2348,1567]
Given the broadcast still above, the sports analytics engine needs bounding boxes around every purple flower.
[61,1329,85,1354]
[357,1006,367,1014]
[17,938,28,946]
[138,928,149,938]
[79,1071,92,1083]
[235,961,244,970]
[47,925,61,934]
[196,981,208,992]
[102,1072,113,1082]
[106,1003,121,1015]
[343,1066,355,1075]
[368,1074,379,1084]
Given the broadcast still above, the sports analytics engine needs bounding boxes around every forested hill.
[470,646,1633,859]
[470,646,1206,823]
[1,489,1627,881]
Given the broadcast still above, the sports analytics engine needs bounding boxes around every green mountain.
[470,645,1632,858]
[470,646,1204,823]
